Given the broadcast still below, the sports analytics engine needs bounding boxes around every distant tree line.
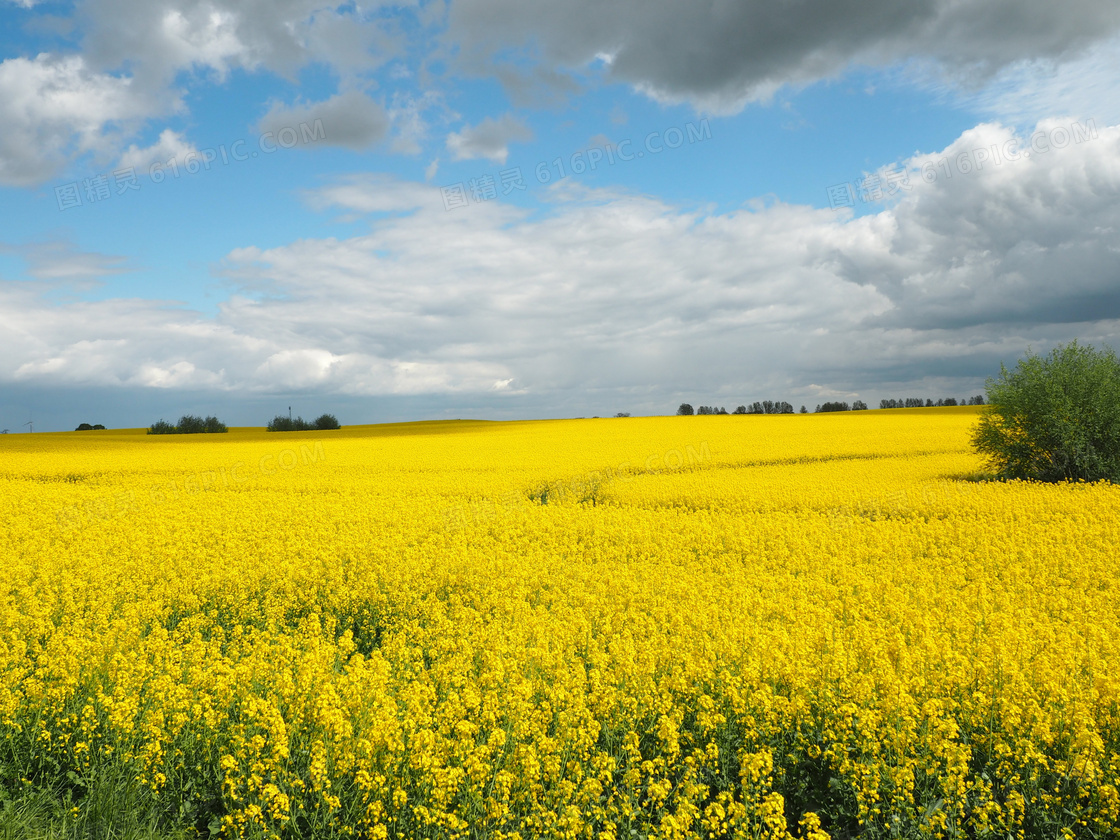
[880,396,984,408]
[267,414,341,432]
[75,423,106,431]
[814,401,868,413]
[148,415,228,435]
[678,396,984,415]
[739,401,796,415]
[678,401,799,416]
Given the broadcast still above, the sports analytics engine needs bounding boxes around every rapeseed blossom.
[1,409,1117,838]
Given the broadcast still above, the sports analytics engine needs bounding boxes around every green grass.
[0,770,195,840]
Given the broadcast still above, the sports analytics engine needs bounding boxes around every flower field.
[2,409,1118,839]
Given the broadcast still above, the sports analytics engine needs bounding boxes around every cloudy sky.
[1,0,1119,431]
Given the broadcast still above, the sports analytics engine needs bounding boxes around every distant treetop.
[148,415,228,435]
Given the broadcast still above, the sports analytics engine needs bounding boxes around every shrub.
[177,415,206,434]
[147,416,228,435]
[267,414,336,432]
[972,341,1120,482]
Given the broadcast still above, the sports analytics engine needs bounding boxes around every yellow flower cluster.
[1,409,1117,839]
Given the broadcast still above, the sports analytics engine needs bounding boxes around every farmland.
[1,409,1118,839]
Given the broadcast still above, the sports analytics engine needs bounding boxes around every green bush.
[267,414,341,432]
[972,341,1120,482]
[176,415,206,434]
[267,415,311,432]
[147,416,228,435]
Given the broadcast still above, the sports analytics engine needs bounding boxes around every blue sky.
[1,0,1119,431]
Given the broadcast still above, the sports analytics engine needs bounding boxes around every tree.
[315,414,342,429]
[677,404,694,416]
[269,415,314,431]
[852,400,868,411]
[972,341,1120,482]
[800,406,807,414]
[148,416,228,434]
[733,405,747,415]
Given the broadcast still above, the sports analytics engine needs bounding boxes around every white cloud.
[258,91,389,151]
[387,90,453,155]
[448,0,1120,113]
[116,128,200,172]
[80,0,400,82]
[0,53,168,186]
[446,114,533,164]
[952,35,1120,127]
[0,239,131,281]
[0,2,405,185]
[3,120,1119,410]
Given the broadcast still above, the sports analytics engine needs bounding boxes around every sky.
[1,0,1119,432]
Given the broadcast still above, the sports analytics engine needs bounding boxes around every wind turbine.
[24,420,33,433]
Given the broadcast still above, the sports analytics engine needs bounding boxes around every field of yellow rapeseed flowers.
[2,408,1118,839]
